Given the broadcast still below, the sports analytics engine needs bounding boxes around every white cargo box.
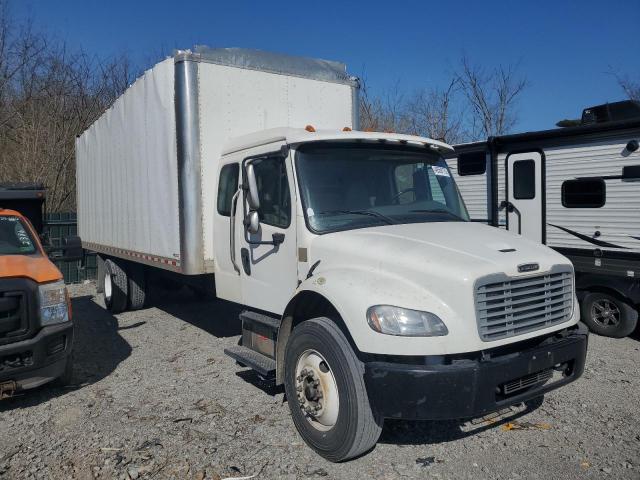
[76,47,359,274]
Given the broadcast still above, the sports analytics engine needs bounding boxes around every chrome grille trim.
[475,266,574,342]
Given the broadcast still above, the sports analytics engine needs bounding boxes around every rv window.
[457,151,486,176]
[512,159,535,199]
[217,163,239,216]
[622,165,640,181]
[562,179,606,208]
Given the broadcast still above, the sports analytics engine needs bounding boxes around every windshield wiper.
[409,209,465,221]
[317,210,396,225]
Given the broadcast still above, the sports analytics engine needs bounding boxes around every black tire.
[96,255,105,294]
[104,259,128,314]
[581,291,638,338]
[127,263,146,310]
[284,318,382,462]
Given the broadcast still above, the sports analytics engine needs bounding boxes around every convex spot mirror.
[245,210,260,235]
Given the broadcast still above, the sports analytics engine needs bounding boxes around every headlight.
[38,280,70,326]
[367,305,448,337]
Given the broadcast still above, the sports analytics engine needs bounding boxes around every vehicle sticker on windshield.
[432,166,450,177]
[307,207,315,217]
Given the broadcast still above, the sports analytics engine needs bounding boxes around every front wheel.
[581,292,638,338]
[284,318,382,462]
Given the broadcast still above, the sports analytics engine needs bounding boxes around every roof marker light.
[342,127,352,131]
[305,125,316,132]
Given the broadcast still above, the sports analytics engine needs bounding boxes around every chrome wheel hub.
[104,270,112,301]
[591,299,621,327]
[294,350,339,431]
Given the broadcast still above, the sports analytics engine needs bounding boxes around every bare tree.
[404,78,464,143]
[457,56,527,139]
[359,79,409,133]
[615,73,639,101]
[0,1,136,212]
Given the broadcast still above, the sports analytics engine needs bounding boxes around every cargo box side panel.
[197,63,354,260]
[76,58,181,269]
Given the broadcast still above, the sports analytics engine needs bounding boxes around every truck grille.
[475,268,573,341]
[0,278,35,345]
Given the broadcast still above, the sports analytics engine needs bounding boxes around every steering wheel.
[391,187,416,203]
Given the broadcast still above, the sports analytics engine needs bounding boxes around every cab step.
[224,345,276,378]
[240,310,280,332]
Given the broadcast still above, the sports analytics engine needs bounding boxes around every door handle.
[499,201,522,235]
[241,248,251,275]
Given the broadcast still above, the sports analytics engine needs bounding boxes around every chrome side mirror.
[245,210,260,234]
[246,164,260,210]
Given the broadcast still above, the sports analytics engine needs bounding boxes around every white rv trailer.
[447,101,640,338]
[76,47,588,461]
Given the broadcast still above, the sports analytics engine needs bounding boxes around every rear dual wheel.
[103,258,146,313]
[104,259,128,313]
[284,318,382,462]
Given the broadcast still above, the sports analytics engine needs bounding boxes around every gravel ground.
[1,282,639,480]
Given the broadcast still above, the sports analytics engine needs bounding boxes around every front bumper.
[364,323,588,420]
[0,322,74,391]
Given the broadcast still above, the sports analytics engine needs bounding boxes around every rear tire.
[284,318,382,462]
[581,292,638,338]
[127,263,146,310]
[104,259,128,314]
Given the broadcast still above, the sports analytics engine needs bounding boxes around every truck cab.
[218,128,588,461]
[0,185,79,397]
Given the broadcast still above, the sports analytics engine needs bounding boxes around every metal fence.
[44,212,97,284]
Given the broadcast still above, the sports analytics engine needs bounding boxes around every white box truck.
[76,47,588,461]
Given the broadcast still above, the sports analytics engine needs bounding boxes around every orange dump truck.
[0,183,81,398]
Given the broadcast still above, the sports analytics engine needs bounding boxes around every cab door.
[238,149,298,314]
[505,151,544,243]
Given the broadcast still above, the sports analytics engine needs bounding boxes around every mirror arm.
[244,226,285,246]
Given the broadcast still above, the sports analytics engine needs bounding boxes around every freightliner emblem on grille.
[518,263,540,273]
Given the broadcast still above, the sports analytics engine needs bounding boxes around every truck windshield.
[296,144,470,234]
[0,216,37,255]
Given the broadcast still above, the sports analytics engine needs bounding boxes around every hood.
[305,221,577,356]
[0,254,62,284]
[311,221,570,281]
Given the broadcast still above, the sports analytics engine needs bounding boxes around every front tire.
[104,259,128,314]
[284,318,382,462]
[581,292,638,338]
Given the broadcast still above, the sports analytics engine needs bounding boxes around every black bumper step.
[224,345,276,378]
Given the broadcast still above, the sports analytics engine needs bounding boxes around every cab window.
[250,156,291,228]
[217,163,239,216]
[0,216,37,255]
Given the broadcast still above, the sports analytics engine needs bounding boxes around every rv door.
[505,151,543,243]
